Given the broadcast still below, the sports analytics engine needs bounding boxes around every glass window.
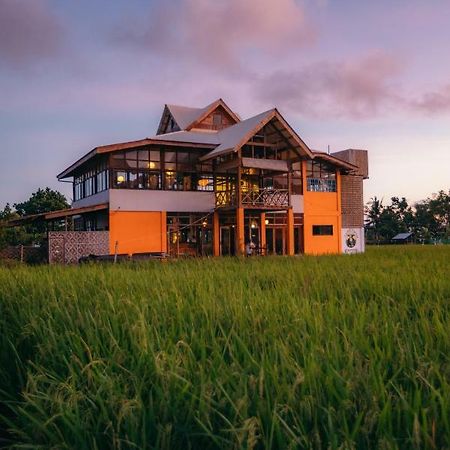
[312,225,333,236]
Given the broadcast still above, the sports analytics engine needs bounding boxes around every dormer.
[156,99,240,135]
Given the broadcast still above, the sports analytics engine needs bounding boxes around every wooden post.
[236,207,245,256]
[213,211,220,256]
[286,208,295,256]
[114,240,118,263]
[260,212,266,255]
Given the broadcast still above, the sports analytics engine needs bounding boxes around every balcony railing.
[215,189,289,208]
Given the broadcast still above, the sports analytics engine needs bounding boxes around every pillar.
[213,211,220,256]
[236,207,245,256]
[260,212,266,256]
[286,208,295,256]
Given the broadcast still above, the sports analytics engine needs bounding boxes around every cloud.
[112,0,315,68]
[411,84,450,115]
[254,52,405,119]
[0,0,65,69]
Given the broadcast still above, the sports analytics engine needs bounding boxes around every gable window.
[306,161,337,192]
[213,113,222,128]
[312,225,333,236]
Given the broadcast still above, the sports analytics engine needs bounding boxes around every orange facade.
[109,211,167,255]
[302,162,342,255]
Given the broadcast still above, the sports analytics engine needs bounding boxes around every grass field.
[0,246,449,449]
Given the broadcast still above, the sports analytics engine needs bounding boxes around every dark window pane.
[312,225,333,236]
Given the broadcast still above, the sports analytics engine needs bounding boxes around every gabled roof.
[200,108,313,161]
[312,151,359,172]
[159,98,240,134]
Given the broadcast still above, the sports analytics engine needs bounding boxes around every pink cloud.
[0,0,64,68]
[411,84,450,115]
[254,52,404,119]
[112,0,315,68]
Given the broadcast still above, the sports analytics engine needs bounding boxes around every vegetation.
[365,190,450,243]
[1,246,449,449]
[0,188,69,249]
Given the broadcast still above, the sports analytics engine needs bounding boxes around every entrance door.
[220,226,235,256]
[275,228,285,255]
[266,227,286,255]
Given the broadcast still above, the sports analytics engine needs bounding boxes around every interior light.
[198,178,209,187]
[148,161,156,169]
[117,175,125,183]
[202,220,208,227]
[265,219,269,225]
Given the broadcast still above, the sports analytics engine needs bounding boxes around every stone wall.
[48,231,109,264]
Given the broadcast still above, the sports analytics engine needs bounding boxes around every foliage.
[0,247,449,449]
[0,188,69,248]
[365,189,450,243]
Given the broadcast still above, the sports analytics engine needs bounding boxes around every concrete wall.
[291,195,304,213]
[110,190,215,213]
[72,190,109,209]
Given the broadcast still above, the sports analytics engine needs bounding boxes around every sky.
[0,0,449,207]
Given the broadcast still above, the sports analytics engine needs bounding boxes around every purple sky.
[1,0,449,207]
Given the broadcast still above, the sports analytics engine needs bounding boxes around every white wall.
[72,190,109,208]
[110,189,215,212]
[342,227,365,254]
[291,195,304,213]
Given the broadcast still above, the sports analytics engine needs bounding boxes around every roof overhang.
[4,203,109,227]
[57,138,217,179]
[312,152,359,172]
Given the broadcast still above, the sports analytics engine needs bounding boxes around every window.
[306,160,336,192]
[312,225,333,236]
[213,113,222,127]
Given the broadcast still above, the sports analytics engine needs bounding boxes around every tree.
[365,196,384,243]
[14,188,69,216]
[0,188,69,248]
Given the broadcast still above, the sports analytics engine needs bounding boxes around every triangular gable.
[186,98,240,131]
[200,109,313,161]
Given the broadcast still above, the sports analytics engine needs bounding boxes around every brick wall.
[340,175,364,227]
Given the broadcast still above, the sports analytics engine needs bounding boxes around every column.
[236,207,245,256]
[260,212,266,255]
[213,211,220,256]
[286,208,295,256]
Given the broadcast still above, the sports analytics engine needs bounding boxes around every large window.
[306,161,336,192]
[73,159,109,201]
[110,147,213,192]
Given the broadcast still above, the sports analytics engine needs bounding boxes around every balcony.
[215,188,289,209]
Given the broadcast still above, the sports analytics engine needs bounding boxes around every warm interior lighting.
[117,175,125,183]
[198,178,209,187]
[166,171,174,177]
[265,219,269,225]
[202,220,208,227]
[148,161,156,169]
[251,220,257,229]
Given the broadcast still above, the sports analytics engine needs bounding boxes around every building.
[47,99,368,263]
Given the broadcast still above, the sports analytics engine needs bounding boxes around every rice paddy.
[0,246,449,449]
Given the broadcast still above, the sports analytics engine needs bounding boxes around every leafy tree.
[0,188,69,248]
[14,188,69,216]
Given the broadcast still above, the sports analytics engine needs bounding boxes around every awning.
[4,203,109,227]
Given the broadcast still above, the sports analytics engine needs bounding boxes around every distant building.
[44,99,368,262]
[391,232,414,244]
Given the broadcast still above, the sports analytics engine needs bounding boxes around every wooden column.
[236,207,245,256]
[213,211,220,256]
[260,212,266,255]
[286,208,295,256]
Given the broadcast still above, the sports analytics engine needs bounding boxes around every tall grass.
[0,246,449,449]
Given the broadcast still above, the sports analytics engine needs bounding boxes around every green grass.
[0,246,449,449]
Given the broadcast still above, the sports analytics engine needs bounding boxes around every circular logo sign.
[346,230,357,249]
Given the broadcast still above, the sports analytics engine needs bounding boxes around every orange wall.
[302,162,342,255]
[109,211,167,255]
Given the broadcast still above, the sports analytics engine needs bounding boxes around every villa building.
[47,99,368,263]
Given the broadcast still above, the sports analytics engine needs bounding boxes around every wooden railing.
[215,189,289,208]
